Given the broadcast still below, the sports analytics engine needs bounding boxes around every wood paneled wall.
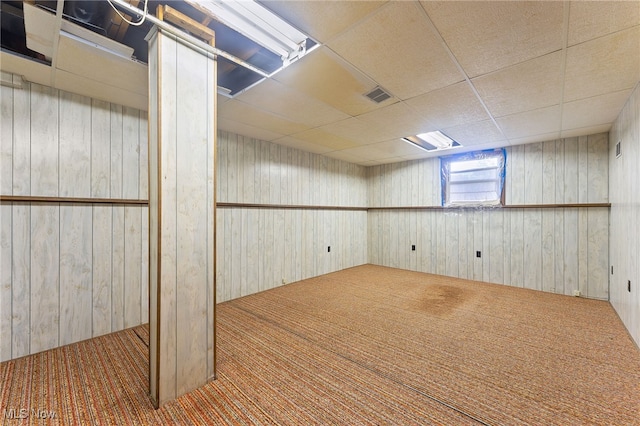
[217,208,367,302]
[505,134,608,205]
[368,134,609,207]
[0,83,148,199]
[215,131,368,302]
[217,131,367,206]
[368,207,609,299]
[609,83,640,347]
[367,157,441,207]
[367,134,610,300]
[0,81,149,362]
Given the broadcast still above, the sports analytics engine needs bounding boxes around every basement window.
[441,149,506,207]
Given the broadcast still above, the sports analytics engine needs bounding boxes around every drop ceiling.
[1,1,639,166]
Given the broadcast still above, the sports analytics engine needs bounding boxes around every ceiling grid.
[2,0,638,165]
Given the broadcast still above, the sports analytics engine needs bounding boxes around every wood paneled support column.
[147,26,216,407]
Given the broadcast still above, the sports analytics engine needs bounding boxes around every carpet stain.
[413,285,470,316]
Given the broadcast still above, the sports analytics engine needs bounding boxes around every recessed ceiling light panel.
[402,131,461,152]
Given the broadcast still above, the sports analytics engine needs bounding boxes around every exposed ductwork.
[63,1,106,26]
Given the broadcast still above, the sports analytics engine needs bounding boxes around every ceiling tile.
[377,156,413,165]
[455,139,512,154]
[219,99,311,136]
[562,89,632,131]
[236,79,349,127]
[317,117,394,145]
[568,2,640,46]
[273,47,391,116]
[369,139,433,157]
[54,69,147,111]
[329,144,400,162]
[322,150,371,164]
[217,94,230,106]
[56,34,147,96]
[509,132,561,147]
[405,81,490,129]
[441,119,507,147]
[259,1,387,43]
[23,3,57,57]
[400,152,435,162]
[356,101,435,140]
[0,52,52,89]
[421,1,564,78]
[564,26,640,102]
[287,127,362,151]
[496,105,561,140]
[472,51,563,117]
[430,140,512,160]
[328,2,464,100]
[218,117,285,142]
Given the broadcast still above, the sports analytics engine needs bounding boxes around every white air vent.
[364,86,392,103]
[616,140,622,158]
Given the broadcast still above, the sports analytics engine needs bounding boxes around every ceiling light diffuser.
[402,131,461,152]
[417,131,453,149]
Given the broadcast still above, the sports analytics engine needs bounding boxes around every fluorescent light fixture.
[402,131,461,152]
[418,131,454,149]
[187,0,309,65]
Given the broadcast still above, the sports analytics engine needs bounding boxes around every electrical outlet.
[412,245,416,251]
[327,246,331,253]
[628,280,631,293]
[476,251,481,258]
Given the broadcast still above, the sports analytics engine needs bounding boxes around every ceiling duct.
[364,86,392,103]
[63,1,106,25]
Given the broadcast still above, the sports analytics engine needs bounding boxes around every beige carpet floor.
[2,264,639,425]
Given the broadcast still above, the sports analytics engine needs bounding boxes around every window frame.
[440,148,506,207]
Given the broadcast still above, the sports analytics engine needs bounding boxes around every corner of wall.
[608,82,640,347]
